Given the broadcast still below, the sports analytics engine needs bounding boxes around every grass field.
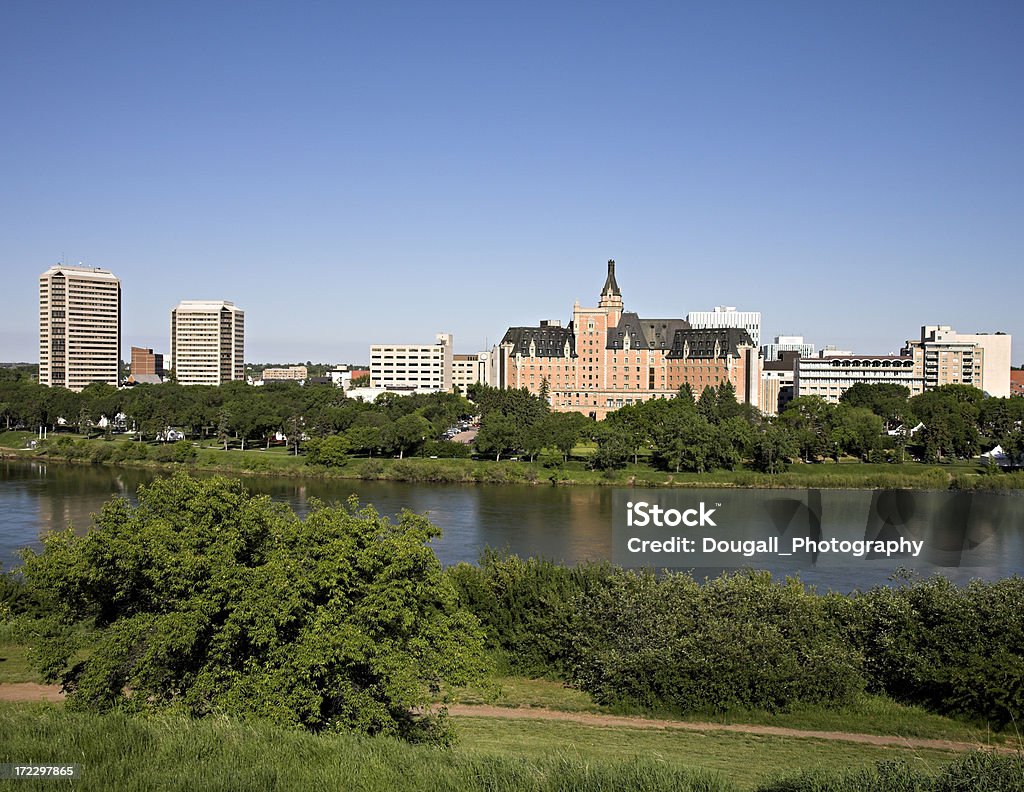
[0,701,986,792]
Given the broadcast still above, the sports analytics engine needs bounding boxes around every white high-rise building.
[39,265,121,391]
[762,335,815,362]
[170,300,245,385]
[686,306,761,348]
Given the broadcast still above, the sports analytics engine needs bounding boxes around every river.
[1,459,1022,592]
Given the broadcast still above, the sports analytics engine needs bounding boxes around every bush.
[418,440,472,459]
[566,571,863,713]
[21,473,487,742]
[836,575,1024,728]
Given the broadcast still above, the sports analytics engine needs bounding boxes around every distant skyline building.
[130,346,164,376]
[38,264,121,391]
[686,306,761,348]
[170,300,245,385]
[762,335,815,362]
[261,365,307,381]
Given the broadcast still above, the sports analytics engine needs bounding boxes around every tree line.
[2,377,1023,471]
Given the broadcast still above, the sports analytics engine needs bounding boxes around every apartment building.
[170,300,245,385]
[492,261,761,419]
[39,265,121,390]
[370,333,454,392]
[686,305,761,348]
[902,326,1012,398]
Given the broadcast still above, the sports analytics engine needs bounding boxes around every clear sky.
[1,1,1021,365]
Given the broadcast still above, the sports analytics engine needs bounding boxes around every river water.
[1,459,1022,592]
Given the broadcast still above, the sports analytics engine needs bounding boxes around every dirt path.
[444,704,1021,755]
[0,683,1016,755]
[0,682,64,703]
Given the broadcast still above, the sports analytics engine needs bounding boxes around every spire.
[602,259,620,297]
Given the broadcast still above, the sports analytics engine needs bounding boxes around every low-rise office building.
[795,353,922,403]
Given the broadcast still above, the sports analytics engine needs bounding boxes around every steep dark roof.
[606,314,690,351]
[501,323,577,358]
[666,327,755,359]
[601,259,621,297]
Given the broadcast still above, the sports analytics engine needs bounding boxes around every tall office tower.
[170,300,245,385]
[39,265,121,391]
[686,306,762,348]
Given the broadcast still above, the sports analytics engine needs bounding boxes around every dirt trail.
[0,683,1016,755]
[444,704,1021,755]
[0,682,64,703]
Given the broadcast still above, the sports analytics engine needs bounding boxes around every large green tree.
[21,473,485,741]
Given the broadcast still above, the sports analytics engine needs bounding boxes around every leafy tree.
[544,411,592,462]
[391,414,432,459]
[780,396,833,462]
[751,423,798,474]
[21,473,486,741]
[475,413,518,461]
[840,383,911,431]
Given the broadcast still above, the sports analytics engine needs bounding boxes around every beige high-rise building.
[902,326,1012,398]
[170,300,245,385]
[39,265,121,390]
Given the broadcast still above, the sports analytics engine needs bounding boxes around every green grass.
[447,675,1020,747]
[0,703,734,791]
[0,431,35,450]
[455,716,962,791]
[0,624,40,685]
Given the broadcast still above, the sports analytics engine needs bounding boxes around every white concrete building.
[795,354,922,403]
[686,306,761,348]
[762,335,815,362]
[370,333,454,392]
[170,300,245,385]
[39,265,121,391]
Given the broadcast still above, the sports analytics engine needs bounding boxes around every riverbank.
[3,431,1023,490]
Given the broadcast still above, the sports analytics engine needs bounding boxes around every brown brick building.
[492,261,761,419]
[1011,369,1024,398]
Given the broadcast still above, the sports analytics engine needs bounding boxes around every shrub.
[21,473,486,742]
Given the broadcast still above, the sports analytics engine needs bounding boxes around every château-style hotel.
[491,261,762,419]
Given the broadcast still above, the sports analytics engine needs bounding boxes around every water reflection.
[1,460,1021,591]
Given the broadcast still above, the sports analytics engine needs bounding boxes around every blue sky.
[2,1,1021,365]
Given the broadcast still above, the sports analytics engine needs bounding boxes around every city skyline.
[2,3,1022,364]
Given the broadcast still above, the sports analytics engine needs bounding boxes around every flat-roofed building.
[761,350,799,415]
[370,333,453,392]
[39,265,121,391]
[262,365,307,381]
[131,346,164,377]
[762,335,815,362]
[686,306,761,348]
[452,352,489,397]
[795,353,922,403]
[1010,370,1024,398]
[903,326,1012,398]
[170,300,245,385]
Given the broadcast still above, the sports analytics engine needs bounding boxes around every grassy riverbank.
[3,431,1023,490]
